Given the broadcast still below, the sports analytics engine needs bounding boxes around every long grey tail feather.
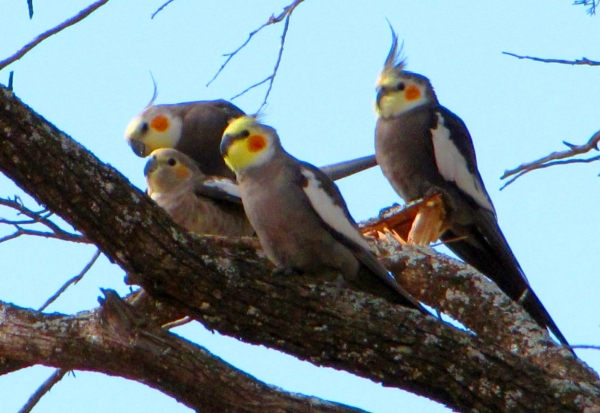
[441,228,572,351]
[320,155,377,181]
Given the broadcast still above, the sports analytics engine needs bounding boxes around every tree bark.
[1,85,599,412]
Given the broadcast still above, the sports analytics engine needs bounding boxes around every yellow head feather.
[221,115,277,175]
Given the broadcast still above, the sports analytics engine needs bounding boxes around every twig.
[573,0,598,15]
[38,249,102,312]
[230,13,292,112]
[206,0,304,87]
[502,52,600,66]
[0,0,109,71]
[18,369,68,413]
[27,0,34,19]
[571,344,600,350]
[0,197,89,243]
[151,0,176,19]
[500,130,600,189]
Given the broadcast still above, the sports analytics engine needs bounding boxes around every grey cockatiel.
[145,148,253,236]
[220,115,425,311]
[374,30,570,347]
[125,100,377,183]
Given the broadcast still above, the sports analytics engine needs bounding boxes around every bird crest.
[382,24,406,77]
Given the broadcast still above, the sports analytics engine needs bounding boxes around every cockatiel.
[125,100,377,183]
[220,115,425,312]
[374,30,569,347]
[145,148,253,236]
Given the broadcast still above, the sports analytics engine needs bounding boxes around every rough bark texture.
[0,290,366,413]
[1,86,600,412]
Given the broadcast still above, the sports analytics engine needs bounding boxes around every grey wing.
[296,162,425,312]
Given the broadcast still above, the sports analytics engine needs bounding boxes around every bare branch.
[38,249,102,312]
[151,0,176,19]
[206,0,304,109]
[18,369,68,413]
[0,197,90,243]
[27,0,34,19]
[500,130,600,189]
[1,291,369,413]
[0,0,109,71]
[231,13,292,112]
[573,0,599,15]
[502,51,600,66]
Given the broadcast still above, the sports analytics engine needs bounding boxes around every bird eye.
[396,82,405,91]
[140,122,149,133]
[167,158,176,166]
[240,130,250,138]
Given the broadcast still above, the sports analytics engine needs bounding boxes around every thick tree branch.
[0,86,599,412]
[0,290,365,413]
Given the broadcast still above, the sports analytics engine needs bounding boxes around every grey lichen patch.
[390,345,412,361]
[503,389,523,410]
[445,288,470,305]
[313,325,328,332]
[423,333,440,346]
[102,182,115,194]
[447,363,464,382]
[247,306,260,317]
[30,131,43,142]
[203,315,222,324]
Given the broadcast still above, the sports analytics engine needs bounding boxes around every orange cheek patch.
[174,165,191,180]
[247,135,266,152]
[405,85,421,101]
[151,115,170,132]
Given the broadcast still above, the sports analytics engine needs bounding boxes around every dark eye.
[240,129,250,138]
[167,158,176,166]
[396,82,405,91]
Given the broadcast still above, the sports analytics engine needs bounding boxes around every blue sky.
[1,1,599,412]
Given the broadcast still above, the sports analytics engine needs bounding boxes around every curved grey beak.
[143,156,158,177]
[129,139,149,158]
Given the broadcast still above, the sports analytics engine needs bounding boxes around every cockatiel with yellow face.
[125,100,377,183]
[220,115,425,312]
[145,148,253,236]
[374,29,569,347]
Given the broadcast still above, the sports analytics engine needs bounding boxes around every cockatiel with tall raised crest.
[145,148,254,236]
[125,100,377,183]
[220,115,426,312]
[374,28,570,348]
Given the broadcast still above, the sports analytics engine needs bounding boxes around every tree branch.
[502,51,600,66]
[0,0,109,71]
[500,130,600,188]
[0,85,599,412]
[206,0,303,111]
[1,290,366,413]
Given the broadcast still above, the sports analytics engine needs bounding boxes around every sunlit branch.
[500,130,600,189]
[0,0,109,71]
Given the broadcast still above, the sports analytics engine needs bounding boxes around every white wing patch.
[300,168,372,251]
[203,178,241,199]
[431,112,495,213]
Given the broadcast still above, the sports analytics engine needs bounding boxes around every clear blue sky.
[1,1,599,412]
